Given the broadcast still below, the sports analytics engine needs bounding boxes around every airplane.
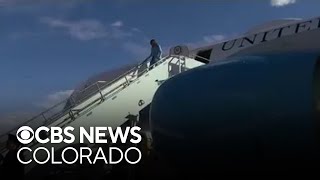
[148,15,320,176]
[0,15,319,178]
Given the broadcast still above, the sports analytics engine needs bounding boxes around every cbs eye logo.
[16,126,34,144]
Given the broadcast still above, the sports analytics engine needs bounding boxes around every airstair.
[0,45,206,175]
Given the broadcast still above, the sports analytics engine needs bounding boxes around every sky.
[0,0,320,133]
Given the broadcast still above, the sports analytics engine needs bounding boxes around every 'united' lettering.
[273,26,291,38]
[295,20,312,34]
[222,39,237,51]
[239,34,258,48]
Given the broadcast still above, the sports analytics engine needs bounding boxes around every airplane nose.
[149,52,320,174]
